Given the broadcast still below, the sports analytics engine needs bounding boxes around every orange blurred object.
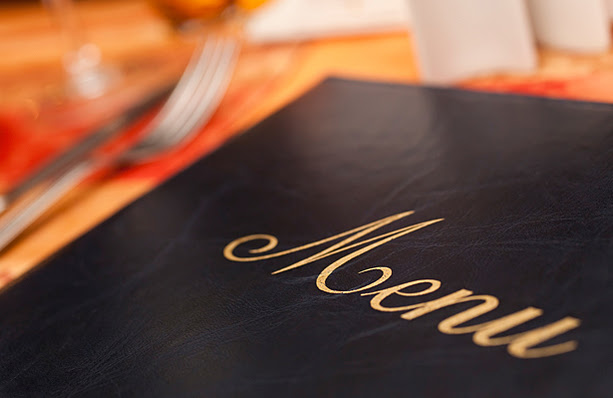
[235,0,269,10]
[149,0,268,23]
[150,0,230,21]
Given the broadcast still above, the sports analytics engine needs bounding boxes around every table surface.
[2,0,613,290]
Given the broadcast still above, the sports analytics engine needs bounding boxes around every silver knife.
[0,83,174,214]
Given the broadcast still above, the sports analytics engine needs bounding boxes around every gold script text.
[223,211,580,359]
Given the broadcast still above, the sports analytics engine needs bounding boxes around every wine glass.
[42,0,119,99]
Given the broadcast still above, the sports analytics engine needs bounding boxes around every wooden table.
[2,0,613,289]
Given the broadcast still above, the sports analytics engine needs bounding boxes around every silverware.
[0,85,174,214]
[0,35,239,252]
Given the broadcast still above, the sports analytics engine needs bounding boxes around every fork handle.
[0,159,98,252]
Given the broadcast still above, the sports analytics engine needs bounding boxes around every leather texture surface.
[0,78,611,397]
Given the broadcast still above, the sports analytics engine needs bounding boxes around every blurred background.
[3,0,613,284]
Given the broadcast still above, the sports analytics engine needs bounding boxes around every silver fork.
[0,35,239,252]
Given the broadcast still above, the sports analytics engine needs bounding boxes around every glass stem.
[45,0,84,57]
[43,0,116,98]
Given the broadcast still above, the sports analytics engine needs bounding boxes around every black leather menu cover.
[0,79,611,397]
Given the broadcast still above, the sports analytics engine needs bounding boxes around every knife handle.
[0,158,97,252]
[0,84,173,214]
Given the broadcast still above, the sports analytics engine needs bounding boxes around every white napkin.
[246,0,411,43]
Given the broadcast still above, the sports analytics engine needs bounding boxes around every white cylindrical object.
[407,0,537,84]
[527,0,610,53]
